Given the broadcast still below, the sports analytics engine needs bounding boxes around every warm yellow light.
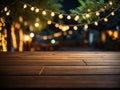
[104,18,108,22]
[31,7,35,11]
[87,9,91,12]
[96,12,100,16]
[69,30,73,35]
[107,30,113,36]
[35,8,39,13]
[111,12,115,16]
[6,11,10,16]
[67,15,71,20]
[42,10,47,15]
[34,23,39,27]
[0,27,2,31]
[1,18,5,23]
[23,4,27,8]
[55,24,59,28]
[24,35,30,41]
[4,7,8,12]
[113,31,118,39]
[47,20,52,25]
[43,36,48,40]
[58,14,63,19]
[73,26,78,30]
[0,23,2,27]
[61,25,69,31]
[94,22,98,26]
[84,24,88,29]
[59,25,63,30]
[74,15,79,21]
[86,14,90,18]
[109,1,113,5]
[51,12,55,17]
[19,16,23,22]
[30,32,35,38]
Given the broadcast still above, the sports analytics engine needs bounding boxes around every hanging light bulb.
[31,7,35,11]
[74,15,79,21]
[55,23,59,28]
[94,22,98,26]
[111,12,115,16]
[6,11,10,16]
[109,1,113,6]
[58,13,63,19]
[47,20,52,25]
[86,14,90,18]
[51,12,55,17]
[73,26,78,30]
[4,7,8,12]
[42,10,47,15]
[35,8,39,13]
[69,30,73,35]
[84,24,88,29]
[104,18,108,22]
[23,4,27,9]
[67,15,71,20]
[96,12,100,16]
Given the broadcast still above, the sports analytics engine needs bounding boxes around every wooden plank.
[0,66,42,76]
[41,66,120,75]
[0,60,85,66]
[0,75,120,88]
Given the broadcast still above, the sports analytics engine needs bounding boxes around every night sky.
[61,0,80,13]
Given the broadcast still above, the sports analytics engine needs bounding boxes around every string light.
[51,12,55,17]
[47,20,52,25]
[30,7,35,11]
[94,22,98,26]
[35,8,39,13]
[109,1,113,6]
[67,15,71,20]
[96,12,100,16]
[86,14,90,18]
[42,10,47,15]
[68,30,73,35]
[111,12,115,16]
[6,11,10,16]
[4,7,8,12]
[74,15,80,21]
[73,26,78,30]
[104,18,108,22]
[55,23,59,28]
[58,14,63,19]
[23,4,27,9]
[84,24,88,29]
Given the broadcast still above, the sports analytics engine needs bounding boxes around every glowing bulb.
[23,4,27,9]
[30,32,34,38]
[94,22,98,26]
[104,18,108,22]
[96,12,100,16]
[69,30,73,35]
[86,14,90,18]
[0,23,2,27]
[74,15,79,21]
[24,35,30,41]
[58,14,63,19]
[42,10,47,15]
[6,11,10,16]
[109,1,113,5]
[51,39,56,44]
[47,20,52,25]
[67,15,71,20]
[34,23,39,27]
[73,26,78,30]
[4,7,8,12]
[35,8,39,13]
[55,24,59,28]
[31,7,35,11]
[111,12,115,16]
[51,12,55,17]
[84,24,88,29]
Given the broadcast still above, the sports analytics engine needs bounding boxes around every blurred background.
[0,0,120,52]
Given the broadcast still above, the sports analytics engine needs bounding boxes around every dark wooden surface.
[0,51,120,89]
